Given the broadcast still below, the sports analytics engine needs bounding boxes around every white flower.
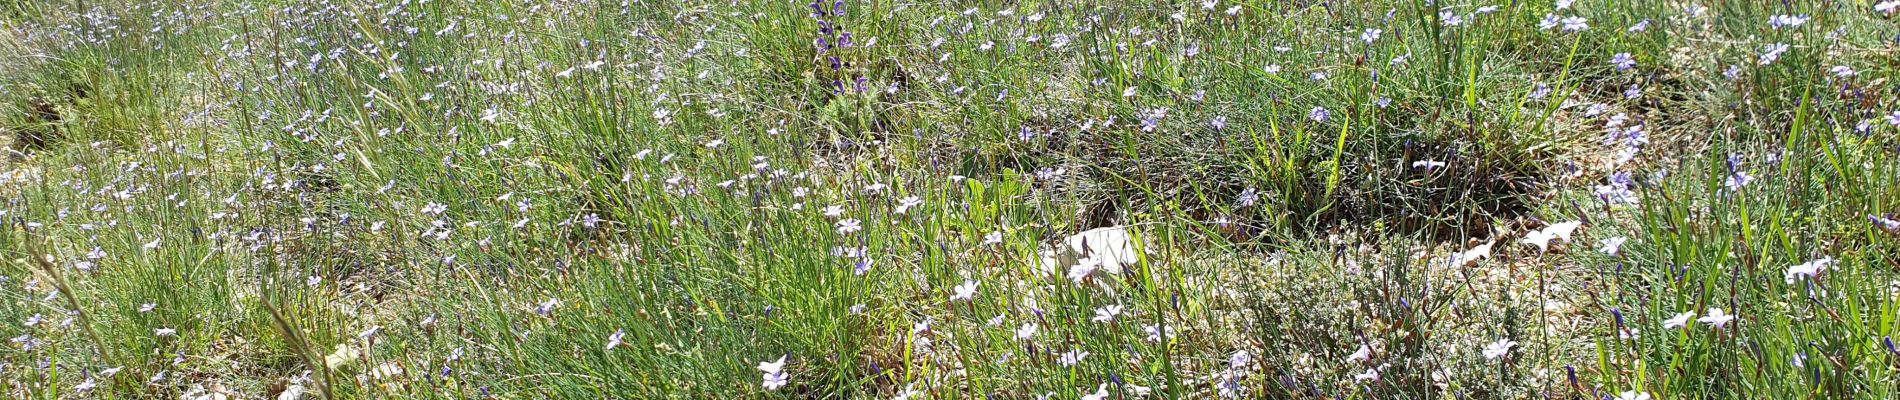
[1091,305,1123,323]
[1015,323,1038,340]
[1353,368,1381,382]
[835,218,863,234]
[1347,344,1371,362]
[758,356,789,390]
[1481,339,1516,360]
[1081,384,1110,400]
[950,280,979,301]
[1067,258,1100,284]
[1616,391,1653,400]
[1598,236,1628,256]
[1058,349,1089,366]
[1451,240,1493,266]
[1663,311,1695,329]
[1785,257,1834,284]
[605,329,625,351]
[1520,220,1582,252]
[1698,308,1737,329]
[895,196,923,214]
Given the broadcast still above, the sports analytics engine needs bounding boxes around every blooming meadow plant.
[0,0,1895,399]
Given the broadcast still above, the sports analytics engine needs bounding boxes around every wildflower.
[1067,258,1100,283]
[1482,339,1516,360]
[1229,350,1252,369]
[1561,16,1589,31]
[984,231,1004,245]
[758,356,789,390]
[605,329,625,351]
[1698,308,1736,329]
[822,205,845,218]
[1144,324,1174,342]
[1122,86,1137,97]
[1451,240,1493,266]
[1439,9,1463,26]
[156,328,177,337]
[1611,53,1636,70]
[1873,215,1900,233]
[1663,311,1694,329]
[1354,368,1381,382]
[1058,349,1089,366]
[1519,220,1582,252]
[139,303,156,313]
[1016,323,1038,340]
[1236,188,1259,208]
[1217,375,1244,398]
[1092,305,1123,323]
[836,218,862,234]
[1361,28,1382,44]
[1309,106,1330,123]
[1539,14,1561,30]
[1768,15,1809,29]
[1784,257,1834,284]
[1831,65,1857,78]
[535,298,559,316]
[1616,391,1653,400]
[1412,160,1447,169]
[895,196,923,214]
[143,238,162,250]
[1210,115,1227,131]
[1347,344,1372,362]
[1759,43,1790,65]
[1880,1,1900,14]
[1628,19,1651,32]
[1081,384,1110,400]
[1724,64,1743,80]
[1886,110,1900,126]
[1598,236,1627,256]
[950,280,979,301]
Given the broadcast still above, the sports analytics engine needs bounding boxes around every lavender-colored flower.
[1236,187,1259,208]
[1308,106,1330,123]
[1561,16,1588,32]
[1611,53,1636,70]
[1759,43,1790,65]
[1767,14,1809,29]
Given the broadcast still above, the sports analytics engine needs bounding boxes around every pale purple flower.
[1767,15,1809,29]
[605,329,626,350]
[1309,106,1330,122]
[1562,16,1589,31]
[1611,53,1636,70]
[1759,43,1790,65]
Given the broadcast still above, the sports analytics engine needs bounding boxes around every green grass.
[0,0,1898,398]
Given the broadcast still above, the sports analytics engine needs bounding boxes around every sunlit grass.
[0,0,1897,399]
